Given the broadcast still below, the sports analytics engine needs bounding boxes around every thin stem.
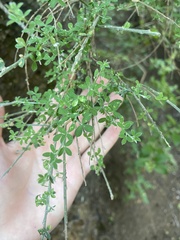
[127,95,139,127]
[133,93,171,147]
[63,150,68,240]
[41,164,54,240]
[100,169,114,200]
[0,54,31,78]
[75,136,87,186]
[143,85,180,113]
[166,100,180,113]
[138,0,180,28]
[0,143,31,179]
[119,38,163,71]
[102,25,161,36]
[70,15,100,78]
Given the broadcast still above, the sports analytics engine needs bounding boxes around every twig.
[138,0,180,28]
[0,143,31,179]
[127,95,139,127]
[119,38,163,71]
[0,54,31,78]
[75,136,87,186]
[63,150,68,240]
[41,165,54,240]
[143,85,180,113]
[166,100,180,113]
[101,25,161,36]
[133,93,171,147]
[70,15,100,78]
[0,100,41,107]
[101,168,114,200]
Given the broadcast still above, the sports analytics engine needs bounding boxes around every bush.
[0,0,179,239]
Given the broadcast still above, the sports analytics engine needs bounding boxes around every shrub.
[0,0,179,239]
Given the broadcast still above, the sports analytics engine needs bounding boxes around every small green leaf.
[68,22,73,29]
[15,37,26,48]
[65,134,73,146]
[50,144,56,153]
[58,0,66,6]
[84,124,93,133]
[123,21,131,28]
[49,0,58,8]
[57,126,66,134]
[60,135,66,144]
[68,123,76,132]
[18,57,25,68]
[109,99,122,110]
[124,121,134,129]
[34,15,44,26]
[82,113,92,124]
[121,138,127,145]
[75,125,83,137]
[155,92,168,101]
[98,118,106,123]
[53,134,61,142]
[64,147,72,156]
[72,99,78,107]
[24,9,31,17]
[65,140,72,146]
[58,148,64,156]
[46,14,53,24]
[50,36,56,45]
[43,152,51,157]
[79,96,86,103]
[31,61,37,72]
[119,129,125,138]
[135,132,142,137]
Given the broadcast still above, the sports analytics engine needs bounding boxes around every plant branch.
[133,93,171,147]
[0,143,31,179]
[101,25,161,36]
[70,15,100,78]
[0,54,31,78]
[137,0,180,28]
[41,166,54,240]
[63,150,68,240]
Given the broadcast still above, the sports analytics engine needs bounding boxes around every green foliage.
[0,0,180,239]
[6,2,31,26]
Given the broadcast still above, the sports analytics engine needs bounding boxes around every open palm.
[0,78,122,240]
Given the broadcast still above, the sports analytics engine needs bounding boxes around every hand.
[0,77,122,240]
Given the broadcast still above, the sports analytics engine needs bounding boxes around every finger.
[82,124,121,174]
[0,96,5,138]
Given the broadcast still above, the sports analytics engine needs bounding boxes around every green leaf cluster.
[6,2,31,26]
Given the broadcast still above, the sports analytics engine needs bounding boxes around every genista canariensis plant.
[0,0,179,239]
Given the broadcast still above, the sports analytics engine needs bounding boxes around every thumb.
[0,96,5,138]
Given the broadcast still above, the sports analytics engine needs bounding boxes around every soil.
[0,5,180,240]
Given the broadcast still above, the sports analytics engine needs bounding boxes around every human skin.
[0,77,122,240]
